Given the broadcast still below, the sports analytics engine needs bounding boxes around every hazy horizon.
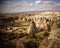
[0,0,60,13]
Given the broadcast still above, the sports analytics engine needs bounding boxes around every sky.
[0,0,60,13]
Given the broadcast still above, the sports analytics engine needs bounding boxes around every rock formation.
[51,22,59,31]
[39,28,60,48]
[48,28,60,40]
[28,20,38,34]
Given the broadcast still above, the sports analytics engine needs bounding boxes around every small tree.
[43,32,49,37]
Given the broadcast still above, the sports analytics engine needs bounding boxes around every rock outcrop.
[39,28,60,48]
[48,28,60,40]
[28,20,38,34]
[51,22,59,31]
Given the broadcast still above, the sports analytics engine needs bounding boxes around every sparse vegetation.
[43,32,49,37]
[0,12,60,48]
[24,40,38,48]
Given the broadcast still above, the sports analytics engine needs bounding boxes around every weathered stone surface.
[47,39,60,48]
[48,28,60,40]
[28,20,38,34]
[39,28,60,48]
[51,22,59,31]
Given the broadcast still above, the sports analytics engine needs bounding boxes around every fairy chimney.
[27,20,38,34]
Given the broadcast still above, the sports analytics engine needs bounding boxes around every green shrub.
[43,32,49,37]
[24,40,38,48]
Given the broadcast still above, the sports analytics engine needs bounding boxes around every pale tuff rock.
[27,20,38,34]
[47,39,60,48]
[39,28,60,48]
[36,20,49,31]
[48,28,60,40]
[47,28,60,48]
[51,22,59,30]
